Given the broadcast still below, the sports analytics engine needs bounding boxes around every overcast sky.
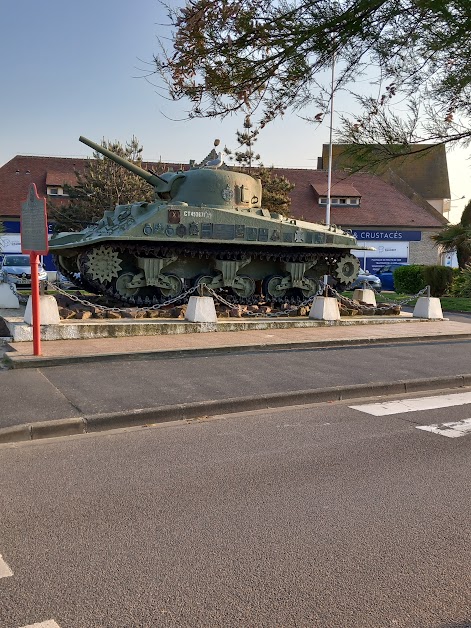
[1,0,468,222]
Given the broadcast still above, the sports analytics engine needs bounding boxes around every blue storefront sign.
[351,229,421,242]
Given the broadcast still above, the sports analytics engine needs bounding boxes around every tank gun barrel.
[79,136,167,189]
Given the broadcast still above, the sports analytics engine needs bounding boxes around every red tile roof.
[311,181,361,197]
[273,168,448,228]
[0,155,164,218]
[0,156,87,218]
[46,170,79,187]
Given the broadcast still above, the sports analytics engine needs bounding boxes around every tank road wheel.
[193,274,215,296]
[334,254,360,286]
[159,274,183,299]
[114,272,140,298]
[263,275,287,299]
[232,275,256,299]
[301,280,320,299]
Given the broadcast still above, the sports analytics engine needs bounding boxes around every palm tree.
[432,200,471,269]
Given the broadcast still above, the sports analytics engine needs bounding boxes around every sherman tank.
[49,136,365,306]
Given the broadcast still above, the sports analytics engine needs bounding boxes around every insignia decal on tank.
[295,230,304,243]
[270,229,280,241]
[188,222,199,236]
[165,225,175,236]
[176,224,187,237]
[222,185,234,201]
[168,209,181,224]
[246,227,257,241]
[258,228,269,242]
[235,225,245,239]
[153,223,164,234]
[143,223,152,236]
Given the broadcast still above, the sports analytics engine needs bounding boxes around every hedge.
[393,265,453,297]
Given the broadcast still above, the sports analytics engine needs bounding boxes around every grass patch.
[342,291,471,312]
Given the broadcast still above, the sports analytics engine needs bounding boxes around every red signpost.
[21,183,49,356]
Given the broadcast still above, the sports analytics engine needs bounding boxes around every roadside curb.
[4,332,471,368]
[2,373,471,445]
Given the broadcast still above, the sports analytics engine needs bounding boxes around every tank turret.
[50,136,366,306]
[79,136,263,210]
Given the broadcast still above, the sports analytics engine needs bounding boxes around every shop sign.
[351,229,421,241]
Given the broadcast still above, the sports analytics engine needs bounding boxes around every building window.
[319,197,360,205]
[49,187,59,195]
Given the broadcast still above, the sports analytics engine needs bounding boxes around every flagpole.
[326,50,335,227]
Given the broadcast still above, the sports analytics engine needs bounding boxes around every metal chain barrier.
[203,283,325,318]
[46,280,200,313]
[369,285,431,306]
[5,277,431,319]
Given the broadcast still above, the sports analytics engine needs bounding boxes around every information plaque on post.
[21,183,49,356]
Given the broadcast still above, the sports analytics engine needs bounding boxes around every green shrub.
[422,265,454,297]
[394,264,454,296]
[451,265,471,297]
[394,265,425,294]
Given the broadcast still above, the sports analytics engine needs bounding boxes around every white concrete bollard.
[413,296,443,320]
[309,296,341,321]
[185,296,217,323]
[0,283,20,309]
[24,295,61,325]
[352,288,377,306]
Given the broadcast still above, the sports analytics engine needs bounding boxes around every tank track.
[55,242,349,308]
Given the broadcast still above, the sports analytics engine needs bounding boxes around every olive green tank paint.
[49,136,367,305]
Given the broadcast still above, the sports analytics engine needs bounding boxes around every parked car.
[376,263,409,291]
[350,269,382,292]
[0,254,48,287]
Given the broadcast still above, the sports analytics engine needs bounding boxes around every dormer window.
[319,196,360,206]
[312,182,362,207]
[47,185,68,197]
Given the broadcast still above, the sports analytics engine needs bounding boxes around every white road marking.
[416,418,471,438]
[349,391,471,416]
[0,554,13,578]
[19,621,61,628]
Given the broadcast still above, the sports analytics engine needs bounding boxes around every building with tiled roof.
[320,143,451,218]
[0,148,451,273]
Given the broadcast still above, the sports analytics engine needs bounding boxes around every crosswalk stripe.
[19,623,60,628]
[349,391,471,416]
[19,621,61,628]
[0,554,13,578]
[416,418,471,438]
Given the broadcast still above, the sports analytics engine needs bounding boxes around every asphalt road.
[0,338,471,429]
[1,389,471,627]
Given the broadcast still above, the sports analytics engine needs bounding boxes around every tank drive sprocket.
[334,254,361,286]
[83,245,123,283]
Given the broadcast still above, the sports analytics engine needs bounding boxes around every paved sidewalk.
[3,316,471,367]
[1,316,471,444]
